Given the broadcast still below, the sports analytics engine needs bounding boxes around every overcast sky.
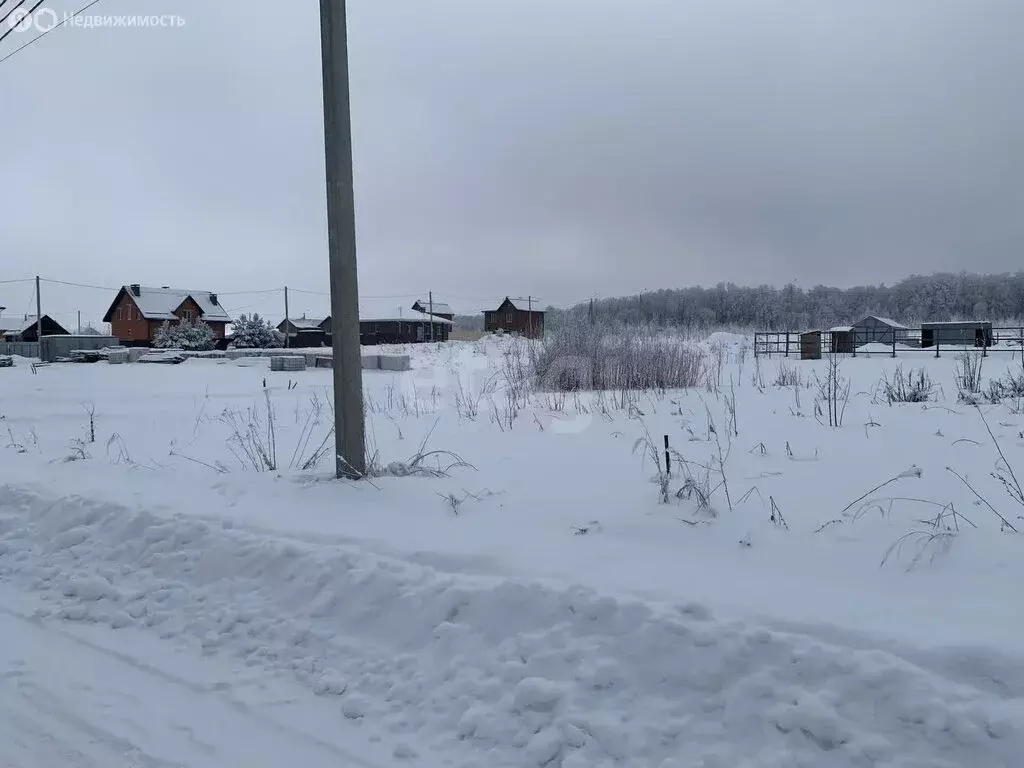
[2,0,1022,324]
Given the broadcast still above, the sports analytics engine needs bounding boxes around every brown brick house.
[102,284,231,347]
[484,297,545,338]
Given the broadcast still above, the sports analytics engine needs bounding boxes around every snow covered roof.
[412,300,453,316]
[862,316,907,329]
[829,326,853,332]
[282,317,328,330]
[495,297,545,313]
[0,315,39,333]
[920,320,992,326]
[104,285,231,323]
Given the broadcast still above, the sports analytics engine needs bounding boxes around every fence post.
[753,333,759,359]
[891,329,896,358]
[935,336,940,358]
[785,331,790,358]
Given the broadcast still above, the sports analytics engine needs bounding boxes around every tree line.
[544,272,1024,331]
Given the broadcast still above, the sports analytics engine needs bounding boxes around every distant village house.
[103,284,231,347]
[275,314,452,346]
[0,314,69,342]
[410,299,454,322]
[277,316,331,347]
[484,297,545,338]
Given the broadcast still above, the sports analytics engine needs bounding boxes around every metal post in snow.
[284,286,290,348]
[35,276,42,361]
[429,290,434,343]
[664,434,671,477]
[891,329,896,358]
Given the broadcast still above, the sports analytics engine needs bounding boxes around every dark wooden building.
[828,326,855,354]
[921,321,993,348]
[0,314,69,342]
[484,297,545,338]
[411,300,454,322]
[277,316,331,347]
[360,316,451,345]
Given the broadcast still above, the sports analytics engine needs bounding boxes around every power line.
[217,288,283,296]
[0,0,32,46]
[0,277,33,284]
[289,287,423,300]
[40,277,117,291]
[0,0,106,67]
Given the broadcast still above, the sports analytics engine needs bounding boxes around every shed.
[800,330,822,360]
[828,326,855,354]
[920,321,993,348]
[852,315,908,346]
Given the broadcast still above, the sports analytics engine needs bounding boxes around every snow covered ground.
[2,335,1024,766]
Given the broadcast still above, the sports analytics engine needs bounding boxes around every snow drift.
[1,484,1022,768]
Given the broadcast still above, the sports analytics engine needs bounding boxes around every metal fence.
[0,342,39,358]
[754,326,1024,359]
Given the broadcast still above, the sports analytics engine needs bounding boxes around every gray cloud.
[2,0,1021,323]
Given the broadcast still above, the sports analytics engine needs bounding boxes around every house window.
[506,312,513,323]
[181,308,195,321]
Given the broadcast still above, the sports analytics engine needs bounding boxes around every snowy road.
[0,596,406,768]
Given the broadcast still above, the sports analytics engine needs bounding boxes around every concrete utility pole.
[35,276,42,357]
[283,286,290,348]
[320,0,366,478]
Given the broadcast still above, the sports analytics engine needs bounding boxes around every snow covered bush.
[982,366,1024,405]
[773,360,803,388]
[531,318,705,392]
[955,351,984,402]
[883,366,934,404]
[230,314,282,349]
[153,319,216,351]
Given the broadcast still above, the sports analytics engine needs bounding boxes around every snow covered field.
[2,335,1024,767]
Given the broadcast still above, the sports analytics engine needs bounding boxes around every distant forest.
[538,272,1024,331]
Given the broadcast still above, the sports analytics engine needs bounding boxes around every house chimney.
[209,293,218,305]
[130,284,141,296]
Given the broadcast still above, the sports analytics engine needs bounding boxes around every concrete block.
[361,355,380,370]
[107,350,129,365]
[270,355,307,372]
[127,348,148,363]
[378,354,411,372]
[315,356,333,369]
